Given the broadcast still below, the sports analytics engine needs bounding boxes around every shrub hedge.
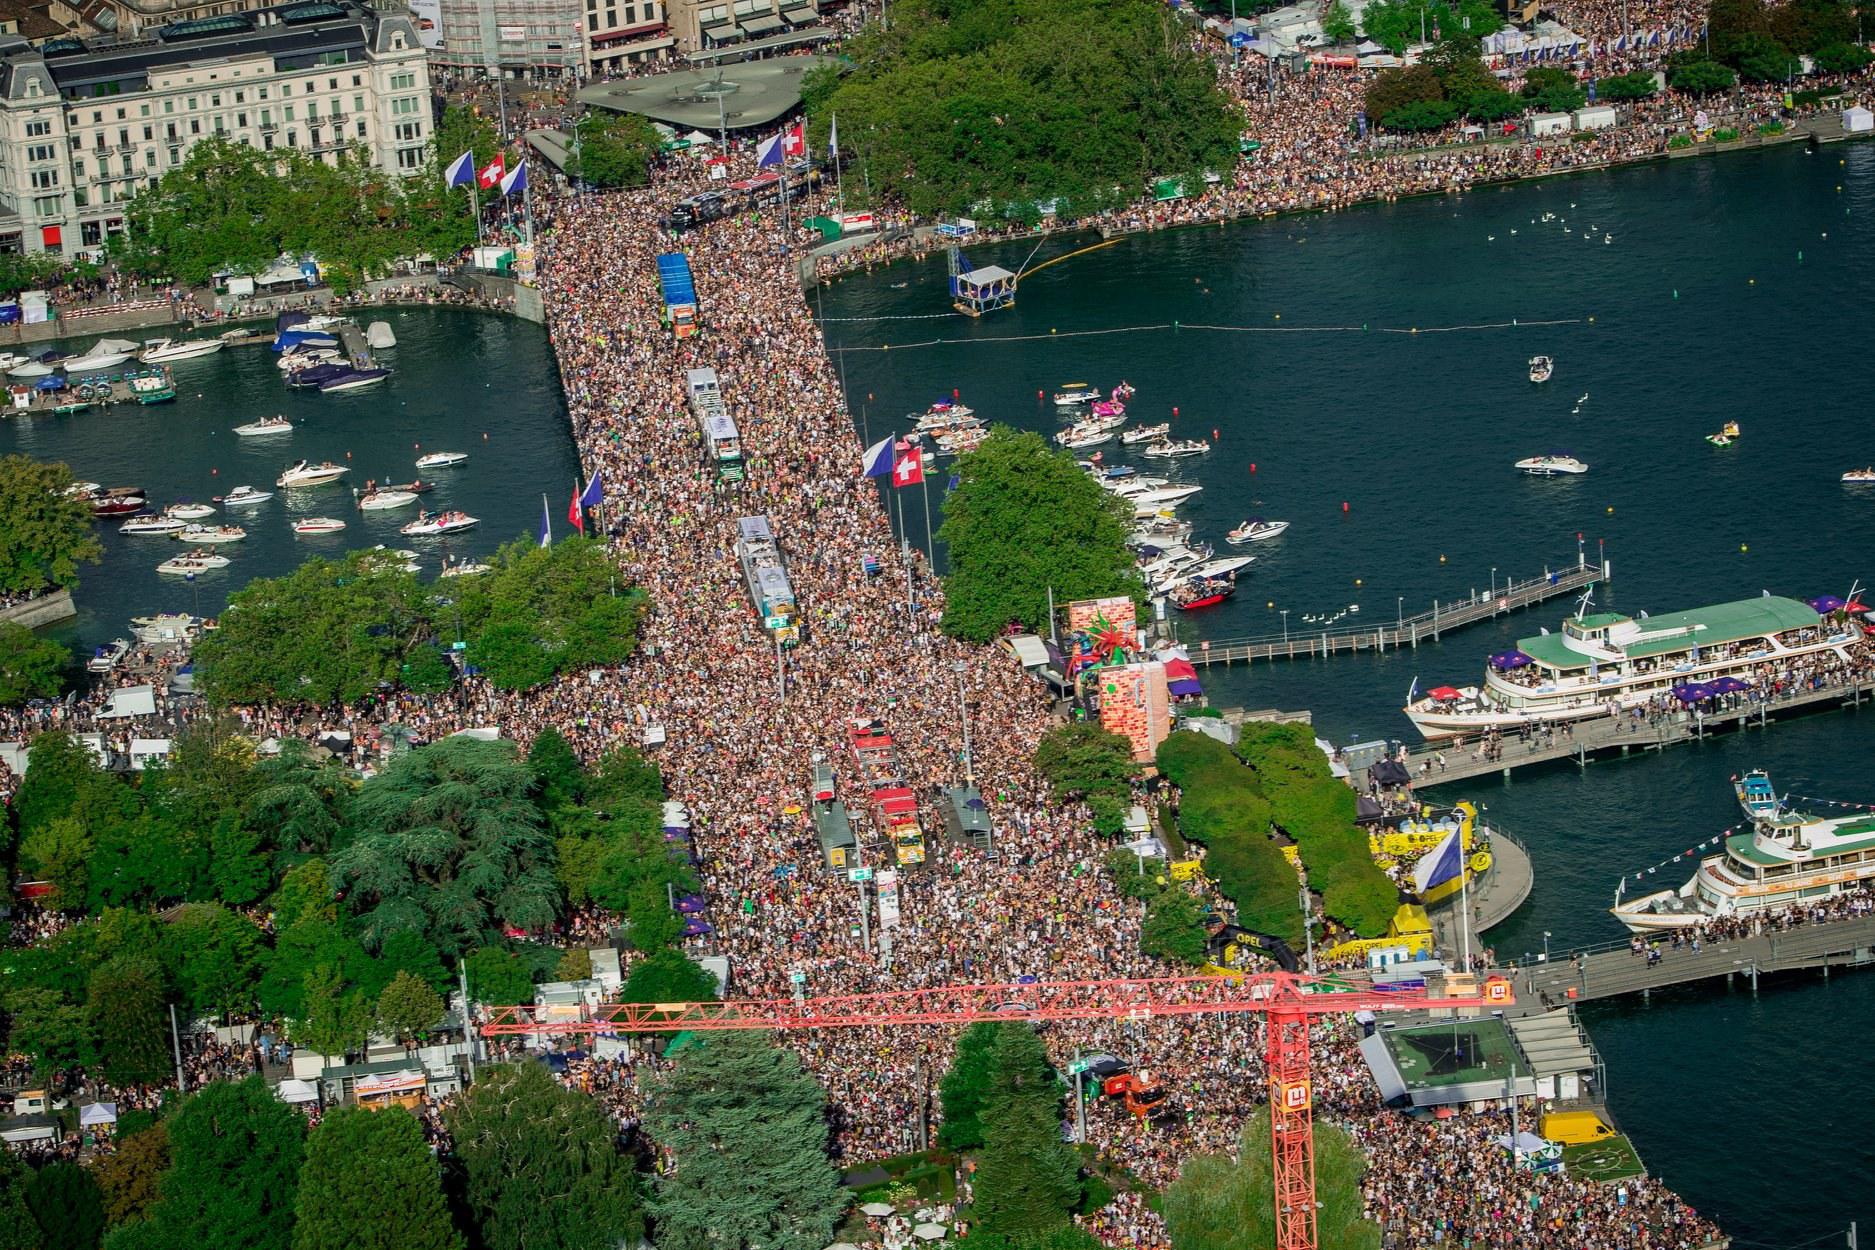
[1155,733,1303,944]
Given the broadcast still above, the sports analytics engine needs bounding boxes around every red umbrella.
[1427,686,1462,701]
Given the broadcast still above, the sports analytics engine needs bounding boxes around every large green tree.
[28,1161,106,1250]
[95,1123,170,1228]
[567,110,660,189]
[454,539,647,692]
[938,1020,1002,1151]
[445,1063,641,1250]
[938,429,1143,642]
[1359,0,1503,55]
[1033,722,1135,835]
[113,1080,304,1250]
[643,1031,845,1250]
[1163,1110,1379,1250]
[5,987,93,1076]
[87,955,172,1089]
[0,455,101,595]
[0,622,66,705]
[162,903,265,1020]
[970,1025,1081,1241]
[806,0,1240,218]
[18,816,93,908]
[0,1154,37,1250]
[330,737,558,955]
[374,971,445,1044]
[619,949,719,1007]
[292,1107,461,1250]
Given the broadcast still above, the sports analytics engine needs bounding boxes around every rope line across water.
[825,316,1588,353]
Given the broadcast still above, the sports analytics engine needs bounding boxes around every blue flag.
[499,161,527,199]
[860,434,896,478]
[444,149,475,188]
[578,472,604,509]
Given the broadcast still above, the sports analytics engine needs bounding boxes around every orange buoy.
[953,388,959,399]
[1038,390,1044,399]
[1212,428,1220,441]
[1173,407,1179,417]
[1342,501,1350,512]
[1250,463,1257,473]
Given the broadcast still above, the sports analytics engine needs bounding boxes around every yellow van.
[1541,1110,1615,1145]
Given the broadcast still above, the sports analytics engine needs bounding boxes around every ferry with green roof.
[1403,593,1852,738]
[1612,772,1875,932]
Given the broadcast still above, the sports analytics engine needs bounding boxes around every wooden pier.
[1370,675,1875,789]
[1503,913,1875,1007]
[1184,556,1607,667]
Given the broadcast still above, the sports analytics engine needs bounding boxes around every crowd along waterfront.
[0,306,578,659]
[820,140,1875,1245]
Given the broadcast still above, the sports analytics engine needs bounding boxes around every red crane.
[481,970,1514,1250]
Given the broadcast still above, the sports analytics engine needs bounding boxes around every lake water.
[818,142,1875,1246]
[1,307,578,657]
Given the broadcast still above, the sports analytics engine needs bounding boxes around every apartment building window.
[164,100,174,114]
[282,84,291,96]
[396,146,422,170]
[328,78,337,90]
[81,221,101,246]
[353,95,364,113]
[355,120,367,138]
[168,146,179,164]
[73,189,87,208]
[263,133,274,150]
[124,154,134,175]
[142,125,152,141]
[214,118,225,134]
[391,97,421,116]
[29,170,57,189]
[144,150,155,168]
[189,120,201,136]
[24,120,48,137]
[238,113,247,127]
[211,94,220,107]
[187,98,197,111]
[395,121,421,142]
[352,75,361,87]
[308,102,319,118]
[27,144,54,162]
[587,13,597,29]
[72,160,84,178]
[33,196,59,217]
[259,86,269,99]
[117,129,128,147]
[235,90,244,103]
[286,131,296,147]
[285,106,295,121]
[391,71,416,89]
[140,103,149,117]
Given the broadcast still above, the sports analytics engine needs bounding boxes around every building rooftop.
[576,55,835,132]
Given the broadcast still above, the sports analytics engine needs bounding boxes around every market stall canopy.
[78,1102,117,1126]
[277,1079,319,1104]
[98,684,156,719]
[1671,683,1713,703]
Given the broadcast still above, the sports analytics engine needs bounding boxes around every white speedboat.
[129,612,200,643]
[934,427,987,455]
[278,348,343,371]
[1842,468,1875,484]
[1120,423,1171,445]
[294,517,347,535]
[217,485,273,507]
[141,337,224,363]
[1128,523,1192,548]
[8,360,54,378]
[366,545,421,571]
[157,549,231,574]
[439,561,492,578]
[1053,383,1102,407]
[1514,453,1588,476]
[119,513,187,536]
[234,416,293,437]
[401,510,478,536]
[1228,518,1290,544]
[1613,773,1875,933]
[164,502,217,521]
[1192,555,1255,580]
[1143,439,1210,459]
[64,480,101,498]
[1057,425,1114,450]
[1106,476,1171,497]
[1129,484,1204,508]
[358,489,419,512]
[415,451,469,469]
[87,638,130,672]
[178,524,246,544]
[1529,355,1554,383]
[69,341,137,371]
[277,460,350,488]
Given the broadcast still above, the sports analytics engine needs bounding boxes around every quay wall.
[0,588,74,629]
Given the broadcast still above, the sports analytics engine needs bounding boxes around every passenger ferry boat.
[1403,592,1854,738]
[1612,771,1875,932]
[1529,355,1553,383]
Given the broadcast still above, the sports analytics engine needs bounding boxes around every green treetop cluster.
[1163,1110,1380,1250]
[193,536,646,705]
[801,0,1241,220]
[1,728,713,1080]
[937,429,1144,643]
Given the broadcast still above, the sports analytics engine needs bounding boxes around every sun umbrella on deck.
[860,1203,895,1217]
[1426,686,1462,701]
[913,1225,948,1241]
[1807,595,1846,613]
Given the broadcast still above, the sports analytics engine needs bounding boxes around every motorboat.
[934,427,987,455]
[1173,574,1237,611]
[64,481,101,498]
[1529,355,1554,383]
[87,639,131,672]
[1143,438,1210,459]
[140,337,225,364]
[130,612,201,643]
[1053,383,1102,407]
[1111,382,1135,401]
[1106,476,1172,497]
[68,346,135,372]
[357,489,419,512]
[216,485,273,506]
[318,368,390,393]
[277,460,350,488]
[164,502,217,521]
[1128,484,1204,508]
[119,513,187,535]
[367,545,421,572]
[401,510,478,536]
[1128,523,1192,549]
[273,331,340,354]
[1514,453,1588,476]
[1057,424,1114,450]
[88,487,147,517]
[293,516,347,535]
[1706,420,1741,447]
[439,561,492,578]
[278,348,343,371]
[177,524,246,544]
[913,402,976,429]
[416,451,469,469]
[285,363,348,389]
[127,370,175,404]
[1121,423,1171,445]
[1842,468,1875,484]
[234,416,294,437]
[7,360,54,379]
[157,549,231,574]
[1227,518,1290,544]
[1192,555,1255,580]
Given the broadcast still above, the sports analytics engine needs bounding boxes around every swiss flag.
[782,122,805,159]
[892,445,925,488]
[477,154,505,188]
[568,487,584,533]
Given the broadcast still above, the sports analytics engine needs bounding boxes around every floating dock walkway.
[1185,555,1607,667]
[1365,675,1875,789]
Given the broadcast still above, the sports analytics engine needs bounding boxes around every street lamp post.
[1280,609,1290,644]
[1543,931,1553,962]
[1299,885,1316,973]
[1397,596,1404,630]
[1490,566,1497,600]
[953,660,973,785]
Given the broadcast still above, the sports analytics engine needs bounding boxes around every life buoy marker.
[1470,850,1493,874]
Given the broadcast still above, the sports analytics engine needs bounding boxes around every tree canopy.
[0,455,101,596]
[937,1020,1004,1151]
[0,622,67,706]
[446,1063,642,1250]
[1163,1110,1379,1250]
[803,0,1240,218]
[567,110,661,188]
[969,1024,1081,1241]
[1359,0,1503,56]
[292,1107,461,1250]
[937,428,1143,642]
[643,1031,846,1250]
[1033,722,1136,835]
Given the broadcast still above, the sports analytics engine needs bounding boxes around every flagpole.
[1460,833,1472,971]
[832,111,843,214]
[920,467,934,569]
[899,486,914,618]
